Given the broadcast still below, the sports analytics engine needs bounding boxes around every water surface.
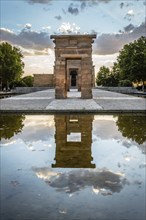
[0,114,146,220]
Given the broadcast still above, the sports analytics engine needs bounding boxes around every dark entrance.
[70,70,77,87]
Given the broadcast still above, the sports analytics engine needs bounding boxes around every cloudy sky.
[1,0,145,76]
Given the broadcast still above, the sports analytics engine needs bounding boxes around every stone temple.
[51,34,96,99]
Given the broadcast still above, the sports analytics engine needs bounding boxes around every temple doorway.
[70,70,77,88]
[68,68,81,98]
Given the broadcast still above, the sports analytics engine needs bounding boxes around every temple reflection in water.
[52,115,95,168]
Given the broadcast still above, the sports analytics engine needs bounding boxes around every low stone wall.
[95,86,137,94]
[13,87,53,94]
[14,86,138,94]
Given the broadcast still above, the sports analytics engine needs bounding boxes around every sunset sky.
[0,0,145,76]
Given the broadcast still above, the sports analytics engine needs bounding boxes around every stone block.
[55,88,67,99]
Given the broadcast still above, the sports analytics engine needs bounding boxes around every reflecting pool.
[0,114,146,220]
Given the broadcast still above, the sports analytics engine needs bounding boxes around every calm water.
[0,114,146,220]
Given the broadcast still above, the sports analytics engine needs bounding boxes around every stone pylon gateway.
[50,34,96,99]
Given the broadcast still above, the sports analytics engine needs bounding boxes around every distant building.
[33,74,54,87]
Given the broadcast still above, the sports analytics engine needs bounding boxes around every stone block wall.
[33,74,54,87]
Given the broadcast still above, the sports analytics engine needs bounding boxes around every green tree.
[96,65,119,86]
[117,36,146,89]
[0,42,24,90]
[110,62,120,86]
[0,115,25,140]
[116,115,146,146]
[96,66,110,86]
[118,79,132,87]
[22,75,34,87]
[10,76,34,88]
[106,72,119,86]
[9,79,27,88]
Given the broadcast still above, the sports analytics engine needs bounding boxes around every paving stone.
[46,99,102,110]
[0,88,146,113]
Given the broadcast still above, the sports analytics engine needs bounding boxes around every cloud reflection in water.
[32,167,127,195]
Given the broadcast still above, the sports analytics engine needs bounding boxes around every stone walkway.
[0,89,146,113]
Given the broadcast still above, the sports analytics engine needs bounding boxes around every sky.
[0,0,146,76]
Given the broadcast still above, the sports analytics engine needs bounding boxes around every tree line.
[96,36,146,89]
[0,42,33,91]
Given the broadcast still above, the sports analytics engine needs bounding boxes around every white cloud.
[124,9,135,20]
[19,46,36,55]
[93,53,118,73]
[93,22,145,55]
[127,9,134,16]
[42,26,51,31]
[19,45,52,56]
[24,23,32,29]
[0,28,14,34]
[57,22,80,34]
[0,27,53,55]
[23,54,54,75]
[26,0,52,4]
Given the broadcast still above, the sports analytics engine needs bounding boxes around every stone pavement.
[0,89,146,113]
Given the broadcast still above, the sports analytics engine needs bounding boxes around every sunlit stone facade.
[51,34,96,99]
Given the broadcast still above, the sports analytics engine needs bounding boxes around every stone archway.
[70,70,77,87]
[67,59,81,92]
[50,34,96,99]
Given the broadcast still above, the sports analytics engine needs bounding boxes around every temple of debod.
[2,35,146,113]
[34,34,96,99]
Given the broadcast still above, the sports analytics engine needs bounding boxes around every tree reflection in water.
[116,115,146,145]
[0,114,25,140]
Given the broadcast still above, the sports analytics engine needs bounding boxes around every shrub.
[22,76,34,87]
[10,80,27,88]
[118,80,132,87]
